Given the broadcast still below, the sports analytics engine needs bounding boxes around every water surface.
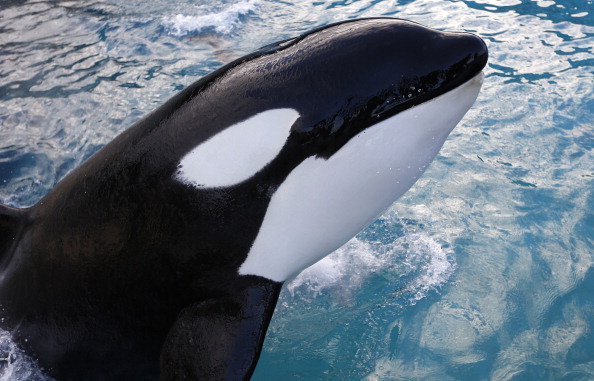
[1,0,593,380]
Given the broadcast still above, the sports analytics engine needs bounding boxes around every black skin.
[0,18,487,380]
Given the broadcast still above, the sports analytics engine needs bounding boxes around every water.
[0,0,593,379]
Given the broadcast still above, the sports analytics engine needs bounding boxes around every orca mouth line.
[394,71,485,113]
[372,63,488,123]
[300,65,487,161]
[471,71,485,87]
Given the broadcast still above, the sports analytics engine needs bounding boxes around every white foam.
[286,207,457,306]
[400,232,457,304]
[0,329,51,381]
[164,0,260,36]
[287,238,385,303]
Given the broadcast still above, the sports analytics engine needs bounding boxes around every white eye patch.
[176,108,299,188]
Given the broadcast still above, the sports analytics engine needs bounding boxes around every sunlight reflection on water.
[0,0,593,379]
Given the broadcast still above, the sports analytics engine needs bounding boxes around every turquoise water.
[0,0,593,380]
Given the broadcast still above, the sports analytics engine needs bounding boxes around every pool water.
[0,0,593,380]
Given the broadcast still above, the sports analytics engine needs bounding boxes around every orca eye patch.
[176,108,299,188]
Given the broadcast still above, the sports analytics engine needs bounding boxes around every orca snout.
[444,31,489,82]
[462,32,488,70]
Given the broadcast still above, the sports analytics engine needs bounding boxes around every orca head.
[176,18,488,282]
[260,17,489,160]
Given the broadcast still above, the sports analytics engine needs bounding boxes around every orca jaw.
[280,18,489,160]
[239,73,484,282]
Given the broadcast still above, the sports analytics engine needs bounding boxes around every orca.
[0,18,487,380]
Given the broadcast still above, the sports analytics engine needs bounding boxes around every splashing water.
[259,205,457,379]
[287,206,456,306]
[163,0,260,36]
[0,330,50,381]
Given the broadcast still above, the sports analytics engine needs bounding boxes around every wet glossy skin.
[0,18,487,380]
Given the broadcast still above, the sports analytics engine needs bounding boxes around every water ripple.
[0,0,593,380]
